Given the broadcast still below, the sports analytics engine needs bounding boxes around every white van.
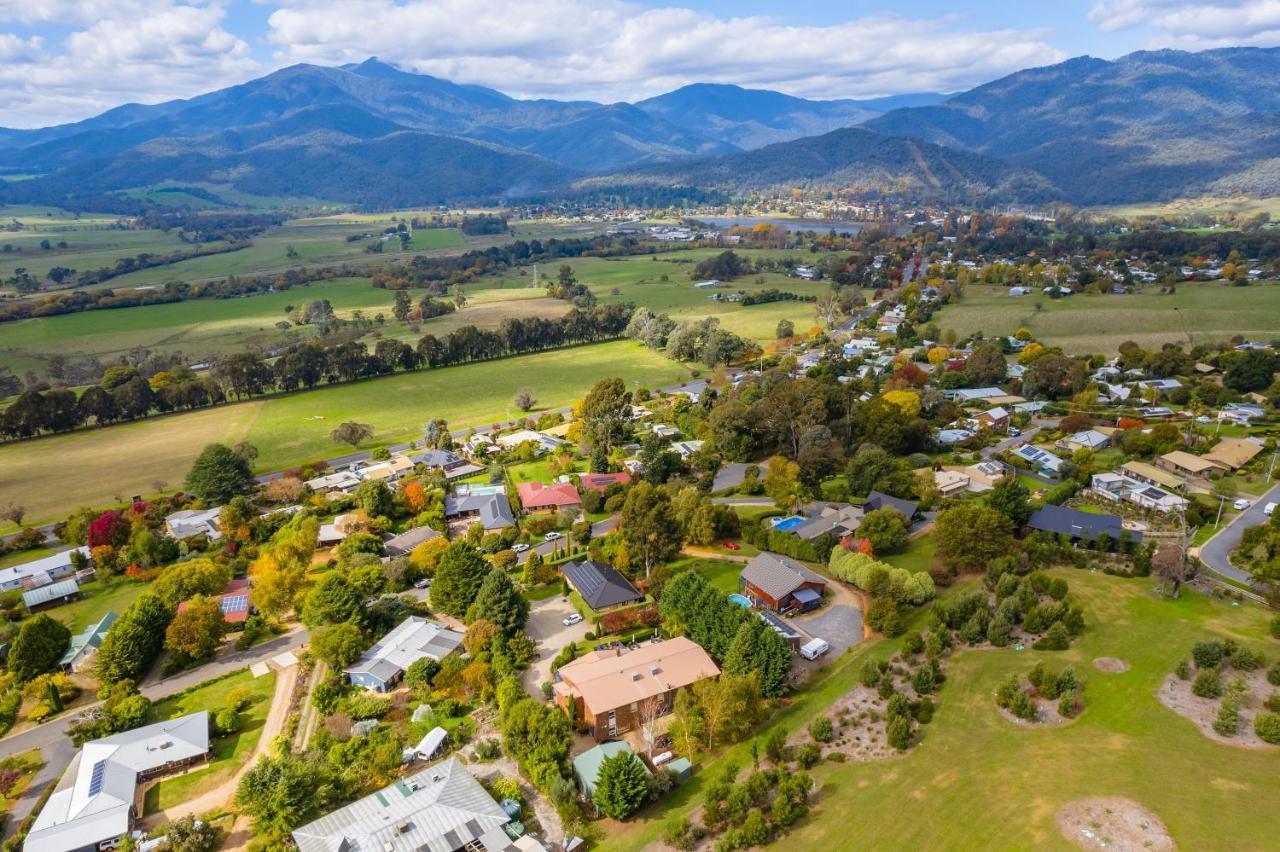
[799,638,830,660]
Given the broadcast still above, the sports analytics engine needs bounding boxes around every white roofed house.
[1090,472,1188,514]
[163,507,223,541]
[0,546,89,593]
[345,616,464,692]
[26,712,210,852]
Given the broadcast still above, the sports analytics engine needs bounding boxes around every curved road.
[1197,482,1280,589]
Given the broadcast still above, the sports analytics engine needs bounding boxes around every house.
[26,712,209,852]
[976,406,1010,432]
[944,387,1006,403]
[650,423,681,439]
[517,481,582,513]
[292,758,544,852]
[573,742,650,805]
[1137,378,1183,393]
[445,492,516,531]
[934,470,970,497]
[938,427,976,445]
[304,470,362,495]
[1121,461,1185,492]
[1026,504,1138,548]
[355,456,415,483]
[1204,438,1265,471]
[497,429,566,455]
[345,616,464,692]
[317,512,361,547]
[60,611,117,673]
[1157,450,1220,480]
[1220,402,1266,424]
[1137,406,1175,420]
[561,560,643,611]
[1012,444,1065,476]
[864,490,920,520]
[676,379,709,404]
[671,439,705,458]
[163,507,223,540]
[693,279,721,289]
[1058,429,1110,452]
[790,502,864,541]
[553,637,720,742]
[578,471,632,492]
[962,461,1009,492]
[409,449,484,479]
[0,547,88,593]
[466,433,498,455]
[383,524,443,558]
[1090,473,1188,513]
[23,579,80,612]
[178,578,251,626]
[740,552,828,613]
[794,265,817,280]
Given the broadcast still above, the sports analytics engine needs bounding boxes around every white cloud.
[265,1,1065,102]
[1090,0,1280,47]
[0,34,42,63]
[0,2,258,127]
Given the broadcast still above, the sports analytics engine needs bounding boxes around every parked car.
[511,543,530,553]
[1233,498,1251,511]
[562,613,583,626]
[1007,427,1022,437]
[723,541,740,550]
[544,531,564,541]
[1266,502,1277,517]
[413,577,431,589]
[1196,415,1213,424]
[799,638,830,660]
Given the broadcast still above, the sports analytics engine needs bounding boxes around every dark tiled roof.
[1026,504,1139,543]
[864,490,919,519]
[562,560,643,610]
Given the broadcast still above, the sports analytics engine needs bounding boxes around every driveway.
[520,596,590,698]
[713,461,769,494]
[789,582,864,657]
[980,426,1041,459]
[515,516,618,565]
[1197,481,1280,588]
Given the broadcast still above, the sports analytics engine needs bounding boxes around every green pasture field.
[934,282,1280,353]
[0,228,193,281]
[0,341,688,529]
[599,571,1280,851]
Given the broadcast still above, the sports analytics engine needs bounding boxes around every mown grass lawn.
[0,749,44,820]
[934,282,1280,354]
[53,577,150,634]
[666,557,743,594]
[597,571,1280,851]
[142,668,277,814]
[881,534,936,574]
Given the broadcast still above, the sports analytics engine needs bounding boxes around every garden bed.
[1056,797,1174,852]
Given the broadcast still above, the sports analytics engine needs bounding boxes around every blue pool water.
[727,593,752,608]
[770,516,806,532]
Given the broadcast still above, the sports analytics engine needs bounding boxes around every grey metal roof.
[383,525,443,557]
[1027,504,1139,544]
[561,561,642,610]
[345,616,463,685]
[864,490,919,520]
[741,552,827,600]
[292,758,511,852]
[445,493,515,529]
[23,579,79,609]
[793,504,863,541]
[60,611,118,666]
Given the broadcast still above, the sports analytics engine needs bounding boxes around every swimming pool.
[769,516,806,532]
[727,593,752,608]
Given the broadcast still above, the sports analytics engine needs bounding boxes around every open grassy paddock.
[599,571,1280,851]
[934,282,1280,353]
[0,340,689,528]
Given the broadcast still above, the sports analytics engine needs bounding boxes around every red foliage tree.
[87,510,130,549]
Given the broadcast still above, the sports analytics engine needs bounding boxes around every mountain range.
[1,47,1279,208]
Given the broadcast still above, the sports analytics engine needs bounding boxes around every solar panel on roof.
[221,594,250,613]
[87,759,108,795]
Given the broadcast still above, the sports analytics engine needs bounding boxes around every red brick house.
[517,481,582,512]
[739,552,827,613]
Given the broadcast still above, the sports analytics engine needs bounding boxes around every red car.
[723,541,741,550]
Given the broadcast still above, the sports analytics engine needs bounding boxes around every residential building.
[26,712,210,852]
[409,449,485,480]
[1090,472,1188,513]
[740,552,828,613]
[1137,378,1183,393]
[1204,438,1265,471]
[553,637,720,742]
[1120,460,1186,492]
[1157,450,1219,480]
[496,430,565,455]
[938,428,975,445]
[578,471,632,492]
[163,507,223,540]
[976,406,1010,432]
[292,758,544,852]
[0,546,88,593]
[1011,444,1064,476]
[1026,504,1139,548]
[317,512,361,546]
[23,579,80,612]
[864,490,920,520]
[789,502,863,541]
[1221,402,1266,424]
[355,456,415,483]
[561,560,643,611]
[671,439,705,458]
[345,616,463,692]
[573,742,650,806]
[934,470,970,497]
[60,611,117,673]
[517,481,582,513]
[675,379,709,404]
[445,492,516,531]
[383,524,443,558]
[943,387,1006,403]
[1058,429,1110,452]
[177,578,251,626]
[961,461,1009,492]
[304,470,362,495]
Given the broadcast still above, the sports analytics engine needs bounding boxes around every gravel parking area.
[520,595,590,697]
[791,602,862,656]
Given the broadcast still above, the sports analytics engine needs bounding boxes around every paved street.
[1197,481,1280,588]
[980,426,1040,459]
[515,515,618,565]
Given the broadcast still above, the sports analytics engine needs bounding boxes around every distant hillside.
[577,126,1059,204]
[864,47,1280,203]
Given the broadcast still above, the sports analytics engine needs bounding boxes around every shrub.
[1268,661,1280,688]
[1212,699,1241,737]
[866,597,902,637]
[1191,669,1223,699]
[1008,690,1037,721]
[902,631,924,656]
[664,817,699,851]
[796,742,821,769]
[490,775,521,802]
[1271,615,1280,641]
[473,739,502,761]
[886,715,913,750]
[1032,622,1070,651]
[1058,690,1083,718]
[214,707,240,736]
[224,686,254,712]
[859,661,882,688]
[1230,647,1265,671]
[346,692,392,719]
[1191,640,1226,669]
[1266,693,1280,713]
[763,727,789,763]
[1255,711,1280,744]
[1175,659,1192,680]
[808,716,834,743]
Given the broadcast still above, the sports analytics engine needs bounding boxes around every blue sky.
[0,0,1277,127]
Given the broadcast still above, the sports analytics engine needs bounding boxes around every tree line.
[0,304,636,440]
